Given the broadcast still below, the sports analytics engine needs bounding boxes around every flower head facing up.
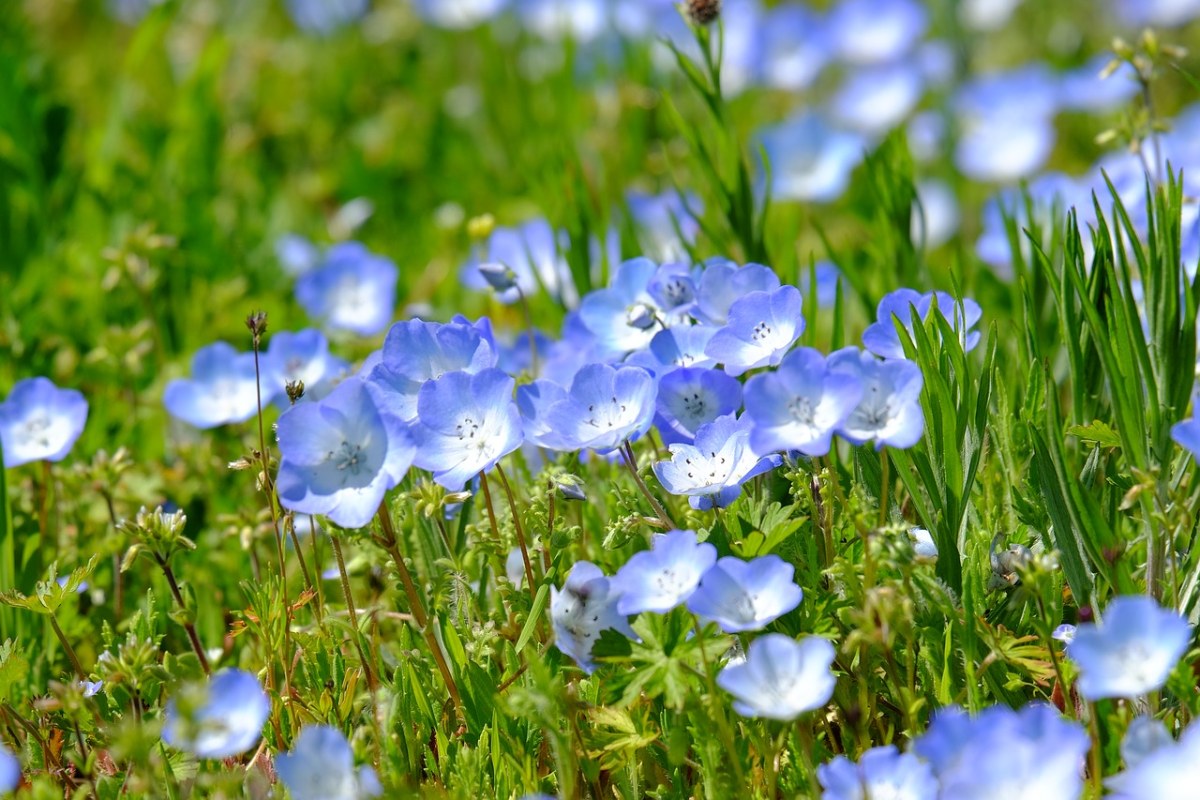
[913,703,1090,799]
[817,745,937,800]
[295,242,398,336]
[653,414,781,510]
[264,328,350,406]
[542,363,657,454]
[654,367,743,445]
[412,368,523,490]
[162,669,271,759]
[551,561,639,673]
[827,347,924,450]
[692,260,781,327]
[276,378,415,529]
[163,342,262,430]
[743,347,863,457]
[0,377,88,468]
[609,529,717,615]
[276,725,382,800]
[717,634,836,720]
[1065,595,1192,700]
[578,258,664,353]
[705,285,805,377]
[686,554,802,632]
[862,289,982,360]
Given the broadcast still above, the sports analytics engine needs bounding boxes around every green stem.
[495,464,537,602]
[329,534,378,695]
[622,441,675,529]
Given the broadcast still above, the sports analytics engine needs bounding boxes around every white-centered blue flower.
[686,554,802,632]
[1107,716,1200,799]
[653,366,742,445]
[827,347,924,450]
[162,669,271,759]
[717,634,836,720]
[551,561,639,673]
[817,745,937,800]
[609,529,717,615]
[163,342,262,430]
[653,415,781,510]
[0,377,88,468]
[276,725,382,800]
[295,242,398,336]
[705,285,805,377]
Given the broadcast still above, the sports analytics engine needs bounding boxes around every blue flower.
[686,554,801,632]
[646,263,700,317]
[830,62,925,136]
[285,0,369,34]
[717,634,836,720]
[366,318,497,423]
[265,329,350,406]
[1107,717,1200,799]
[276,234,321,276]
[705,285,805,377]
[516,380,572,450]
[756,114,867,203]
[551,561,639,673]
[163,342,262,429]
[954,66,1059,183]
[1060,55,1138,113]
[1065,595,1192,700]
[0,377,88,468]
[817,745,937,800]
[653,415,781,510]
[826,0,928,64]
[412,0,508,28]
[1171,416,1200,460]
[627,190,701,263]
[827,347,924,449]
[625,326,720,375]
[578,258,664,353]
[0,742,17,793]
[609,529,717,615]
[912,179,960,250]
[295,242,398,336]
[276,379,415,529]
[162,669,271,759]
[412,369,523,490]
[693,260,781,327]
[1113,0,1200,27]
[913,704,1089,799]
[1120,715,1175,770]
[654,367,742,445]
[760,4,830,91]
[461,219,574,306]
[79,680,103,697]
[861,289,982,360]
[540,363,657,454]
[276,725,382,800]
[798,262,842,309]
[743,347,863,457]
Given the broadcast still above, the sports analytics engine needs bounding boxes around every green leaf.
[514,583,548,654]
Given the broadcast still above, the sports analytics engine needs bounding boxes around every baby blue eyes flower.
[693,261,781,327]
[276,725,382,800]
[276,379,415,529]
[265,329,350,406]
[1107,717,1200,799]
[462,219,574,306]
[626,190,701,264]
[163,342,262,430]
[295,242,398,336]
[826,0,928,64]
[412,368,523,490]
[285,0,369,34]
[654,367,742,445]
[653,415,781,510]
[827,347,924,450]
[743,347,863,457]
[609,529,717,615]
[686,554,802,632]
[756,114,867,204]
[1171,416,1200,461]
[1120,715,1174,770]
[276,233,322,276]
[542,363,657,454]
[0,377,88,469]
[625,326,718,374]
[0,742,17,793]
[162,669,271,759]
[817,745,937,800]
[913,704,1089,799]
[551,561,639,673]
[717,634,836,721]
[646,263,699,316]
[579,258,662,353]
[705,285,805,377]
[1065,595,1192,700]
[862,289,982,360]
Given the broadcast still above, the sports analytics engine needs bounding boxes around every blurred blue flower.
[163,342,262,430]
[412,0,508,28]
[579,258,664,353]
[162,669,270,759]
[412,369,523,490]
[1060,56,1138,112]
[1120,715,1174,770]
[654,366,742,445]
[705,285,805,377]
[276,378,415,529]
[276,234,322,276]
[1112,0,1200,27]
[264,329,350,407]
[954,65,1059,182]
[79,680,103,697]
[912,179,960,250]
[817,745,937,800]
[959,0,1024,30]
[541,363,657,454]
[826,0,928,64]
[693,260,781,327]
[915,704,1088,798]
[0,742,17,793]
[827,347,924,449]
[609,529,717,615]
[462,219,575,306]
[743,347,863,457]
[831,62,925,136]
[0,377,88,469]
[975,172,1082,272]
[757,114,867,203]
[285,0,369,34]
[551,561,639,672]
[687,554,801,632]
[276,725,382,800]
[295,242,398,336]
[1108,719,1200,799]
[862,289,982,359]
[653,414,781,510]
[1171,416,1200,461]
[760,4,830,91]
[797,262,843,309]
[627,190,701,264]
[717,634,836,720]
[367,318,497,423]
[1065,595,1191,700]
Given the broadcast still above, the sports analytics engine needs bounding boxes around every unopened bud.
[479,262,518,292]
[286,379,305,405]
